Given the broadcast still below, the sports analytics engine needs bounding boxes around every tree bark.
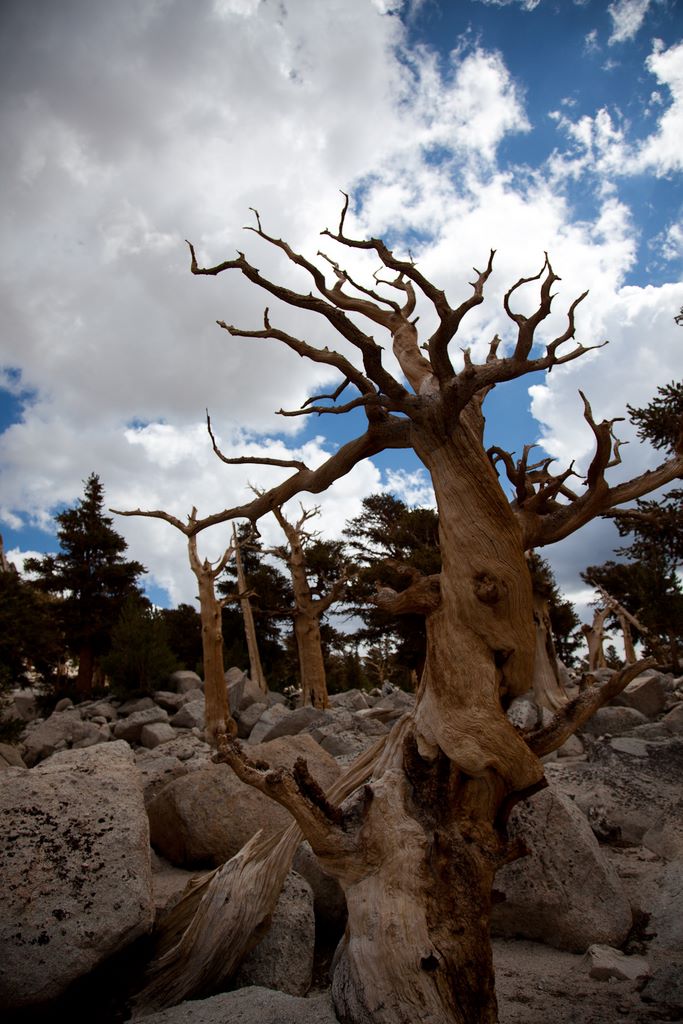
[187,533,237,744]
[294,612,328,708]
[196,570,230,743]
[531,592,568,711]
[582,606,609,671]
[272,507,333,709]
[233,527,268,695]
[320,415,545,1023]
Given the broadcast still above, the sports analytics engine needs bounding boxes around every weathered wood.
[233,524,268,696]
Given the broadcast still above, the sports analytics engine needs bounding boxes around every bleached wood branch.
[525,659,657,756]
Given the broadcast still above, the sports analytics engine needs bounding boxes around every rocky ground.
[1,666,682,1022]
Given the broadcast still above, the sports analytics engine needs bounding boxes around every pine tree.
[25,474,145,695]
[343,494,440,687]
[103,595,178,697]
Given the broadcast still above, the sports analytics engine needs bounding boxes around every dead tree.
[581,605,610,671]
[590,579,654,664]
[231,523,268,695]
[113,506,237,743]
[268,503,350,708]
[123,199,683,1024]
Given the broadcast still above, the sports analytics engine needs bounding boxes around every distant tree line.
[1,380,681,737]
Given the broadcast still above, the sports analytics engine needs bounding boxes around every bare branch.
[302,378,351,408]
[189,236,409,403]
[214,736,346,852]
[206,410,309,471]
[426,251,496,384]
[111,506,190,534]
[278,393,382,418]
[580,390,624,490]
[527,447,683,548]
[216,310,376,407]
[525,660,657,756]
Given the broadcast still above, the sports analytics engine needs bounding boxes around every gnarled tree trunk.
[325,416,545,1023]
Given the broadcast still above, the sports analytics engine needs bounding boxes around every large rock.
[583,944,650,981]
[641,964,683,1015]
[293,840,347,933]
[492,787,632,952]
[22,708,107,766]
[224,667,267,712]
[662,702,683,735]
[546,739,683,847]
[148,734,340,868]
[225,667,246,713]
[328,689,370,711]
[234,700,268,739]
[153,691,187,714]
[247,703,291,744]
[136,749,193,805]
[168,670,204,694]
[615,671,668,718]
[138,987,340,1024]
[140,721,177,749]
[580,706,648,736]
[11,687,39,721]
[256,704,326,743]
[170,698,205,730]
[113,705,169,743]
[0,741,27,768]
[648,860,683,953]
[0,741,154,1010]
[234,870,315,995]
[304,706,385,761]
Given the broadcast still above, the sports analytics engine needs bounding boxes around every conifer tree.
[26,474,145,695]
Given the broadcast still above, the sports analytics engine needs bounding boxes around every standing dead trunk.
[187,530,237,744]
[582,606,609,671]
[293,612,328,708]
[233,524,268,696]
[619,615,637,664]
[271,505,349,709]
[531,591,568,710]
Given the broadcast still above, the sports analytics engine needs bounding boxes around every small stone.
[584,944,650,982]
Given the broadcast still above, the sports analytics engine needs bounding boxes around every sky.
[0,0,681,629]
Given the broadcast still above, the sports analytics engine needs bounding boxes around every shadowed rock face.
[147,733,341,868]
[0,740,154,1011]
[492,787,632,952]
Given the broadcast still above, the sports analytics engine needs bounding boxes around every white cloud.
[635,40,683,174]
[473,0,542,10]
[608,0,651,45]
[384,468,435,507]
[549,40,683,181]
[0,0,680,612]
[659,221,683,261]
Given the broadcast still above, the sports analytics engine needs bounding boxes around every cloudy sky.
[1,0,681,623]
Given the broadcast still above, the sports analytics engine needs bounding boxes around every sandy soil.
[494,939,678,1024]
